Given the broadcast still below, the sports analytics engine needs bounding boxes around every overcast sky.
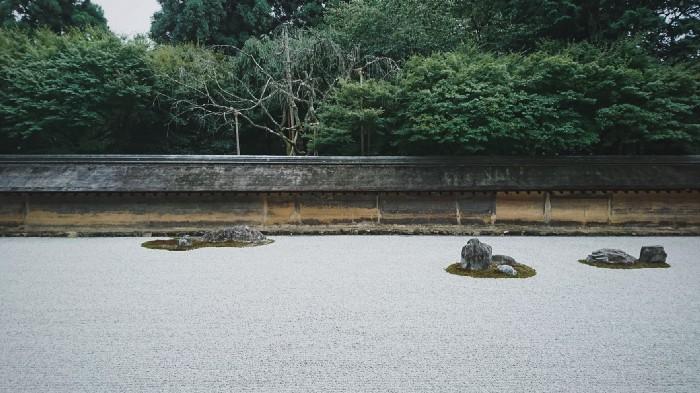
[93,0,161,36]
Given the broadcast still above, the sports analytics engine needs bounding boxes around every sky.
[93,0,161,36]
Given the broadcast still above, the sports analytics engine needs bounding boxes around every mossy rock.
[445,262,537,279]
[142,238,274,252]
[578,259,670,269]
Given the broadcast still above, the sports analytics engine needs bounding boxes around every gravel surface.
[1,236,699,393]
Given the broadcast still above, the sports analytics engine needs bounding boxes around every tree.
[151,0,339,46]
[390,51,597,155]
[150,42,254,154]
[0,28,157,153]
[313,43,699,156]
[0,0,106,32]
[455,0,700,60]
[324,0,465,60]
[313,78,398,155]
[160,26,396,155]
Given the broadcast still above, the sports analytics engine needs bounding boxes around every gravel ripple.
[0,236,699,393]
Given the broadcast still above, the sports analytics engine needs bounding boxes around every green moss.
[578,259,670,269]
[445,262,537,279]
[141,238,274,252]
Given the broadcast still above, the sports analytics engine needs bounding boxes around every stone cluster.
[586,246,667,265]
[173,226,267,249]
[460,238,518,276]
[201,226,267,243]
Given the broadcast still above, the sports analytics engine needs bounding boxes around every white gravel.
[1,236,699,393]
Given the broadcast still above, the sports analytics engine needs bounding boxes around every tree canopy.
[455,0,700,60]
[0,28,157,153]
[313,43,700,155]
[0,0,106,32]
[1,0,699,155]
[150,0,338,46]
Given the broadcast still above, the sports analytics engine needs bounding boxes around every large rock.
[586,249,637,264]
[497,265,518,276]
[639,246,667,263]
[201,226,266,243]
[460,238,493,271]
[492,254,517,266]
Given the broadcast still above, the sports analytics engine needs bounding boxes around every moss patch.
[142,238,274,252]
[578,259,670,269]
[445,262,537,279]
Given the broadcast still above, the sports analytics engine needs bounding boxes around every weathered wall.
[2,190,699,235]
[2,156,699,235]
[2,155,700,192]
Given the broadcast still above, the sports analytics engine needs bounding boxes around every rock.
[201,226,266,243]
[639,246,667,263]
[492,254,517,266]
[460,238,492,271]
[497,264,518,276]
[177,235,192,248]
[586,249,637,264]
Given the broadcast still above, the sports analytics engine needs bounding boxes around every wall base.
[2,224,699,237]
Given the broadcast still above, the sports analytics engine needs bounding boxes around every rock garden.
[445,238,537,279]
[141,226,273,251]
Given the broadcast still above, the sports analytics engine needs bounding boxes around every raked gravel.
[0,236,699,393]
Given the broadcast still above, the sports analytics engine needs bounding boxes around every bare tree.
[163,25,397,155]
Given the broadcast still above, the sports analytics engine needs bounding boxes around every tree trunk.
[235,113,241,155]
[282,25,298,156]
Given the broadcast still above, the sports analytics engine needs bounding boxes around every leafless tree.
[163,25,397,155]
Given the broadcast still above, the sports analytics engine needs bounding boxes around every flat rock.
[639,246,667,263]
[497,265,518,276]
[492,254,517,266]
[460,238,492,271]
[586,249,637,264]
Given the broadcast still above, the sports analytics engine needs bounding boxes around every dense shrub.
[0,29,159,153]
[314,45,700,155]
[312,78,399,155]
[323,0,464,59]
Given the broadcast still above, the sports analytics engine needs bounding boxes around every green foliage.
[324,0,465,59]
[159,26,394,155]
[391,52,594,155]
[313,78,398,155]
[315,44,700,155]
[0,0,106,32]
[394,47,699,155]
[149,43,246,153]
[554,42,700,154]
[324,0,699,61]
[0,28,157,153]
[1,1,699,156]
[456,0,700,60]
[151,0,338,47]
